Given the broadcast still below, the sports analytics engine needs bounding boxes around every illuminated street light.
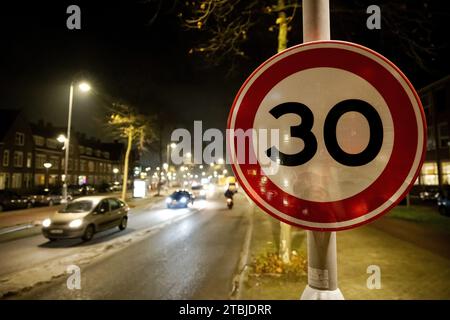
[63,80,91,203]
[43,162,52,189]
[218,158,224,165]
[199,165,203,169]
[163,163,169,171]
[57,134,66,143]
[223,169,228,175]
[78,82,91,92]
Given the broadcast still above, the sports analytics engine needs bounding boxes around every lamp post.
[113,167,119,183]
[43,162,52,189]
[62,81,91,203]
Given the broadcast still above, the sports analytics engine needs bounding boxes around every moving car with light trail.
[42,196,129,241]
[166,190,194,209]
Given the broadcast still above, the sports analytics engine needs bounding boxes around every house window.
[33,135,45,146]
[11,173,22,189]
[0,173,9,190]
[26,152,32,168]
[13,151,24,167]
[35,153,46,169]
[50,156,59,169]
[88,161,95,172]
[24,174,32,188]
[46,139,58,149]
[15,132,25,146]
[438,122,449,149]
[34,174,45,186]
[421,162,438,185]
[2,150,10,167]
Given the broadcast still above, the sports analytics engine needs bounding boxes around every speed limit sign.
[227,40,426,231]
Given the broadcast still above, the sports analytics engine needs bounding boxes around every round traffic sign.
[227,40,426,231]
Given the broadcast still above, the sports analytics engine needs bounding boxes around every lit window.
[421,162,438,185]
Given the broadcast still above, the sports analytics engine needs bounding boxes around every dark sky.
[1,0,449,165]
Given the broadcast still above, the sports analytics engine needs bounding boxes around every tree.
[108,103,154,201]
[182,0,299,264]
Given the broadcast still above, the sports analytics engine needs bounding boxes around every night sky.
[1,0,449,164]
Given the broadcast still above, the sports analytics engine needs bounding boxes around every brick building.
[0,110,125,192]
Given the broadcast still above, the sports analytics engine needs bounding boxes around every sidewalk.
[238,207,450,300]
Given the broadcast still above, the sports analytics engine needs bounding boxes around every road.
[0,191,251,299]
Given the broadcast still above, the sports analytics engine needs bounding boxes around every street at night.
[0,0,450,314]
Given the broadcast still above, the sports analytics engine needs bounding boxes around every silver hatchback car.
[42,196,129,241]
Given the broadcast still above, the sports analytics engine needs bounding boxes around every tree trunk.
[121,128,133,201]
[277,0,292,264]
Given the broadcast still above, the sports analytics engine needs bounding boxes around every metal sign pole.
[300,0,344,300]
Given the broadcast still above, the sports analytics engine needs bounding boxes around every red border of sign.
[227,40,427,231]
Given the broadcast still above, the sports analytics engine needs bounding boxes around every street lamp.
[62,80,91,203]
[43,162,52,189]
[57,134,66,144]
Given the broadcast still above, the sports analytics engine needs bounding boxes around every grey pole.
[62,82,74,203]
[300,0,344,300]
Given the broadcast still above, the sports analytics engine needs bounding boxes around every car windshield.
[171,192,188,200]
[59,200,93,213]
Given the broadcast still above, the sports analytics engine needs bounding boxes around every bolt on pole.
[300,0,344,300]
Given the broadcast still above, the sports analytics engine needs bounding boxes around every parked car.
[28,188,73,206]
[0,190,32,212]
[165,190,195,209]
[437,186,450,216]
[419,187,440,201]
[191,184,207,199]
[42,196,129,241]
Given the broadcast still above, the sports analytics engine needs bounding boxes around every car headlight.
[69,219,83,228]
[42,218,51,227]
[165,197,172,204]
[180,197,187,203]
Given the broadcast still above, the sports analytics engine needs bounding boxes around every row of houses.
[0,109,125,193]
[417,75,450,189]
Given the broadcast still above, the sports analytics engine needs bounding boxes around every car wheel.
[47,237,57,242]
[82,225,95,241]
[118,217,128,231]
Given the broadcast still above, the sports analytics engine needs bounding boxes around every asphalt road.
[1,191,250,299]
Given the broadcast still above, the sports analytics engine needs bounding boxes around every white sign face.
[228,41,426,231]
[253,67,394,202]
